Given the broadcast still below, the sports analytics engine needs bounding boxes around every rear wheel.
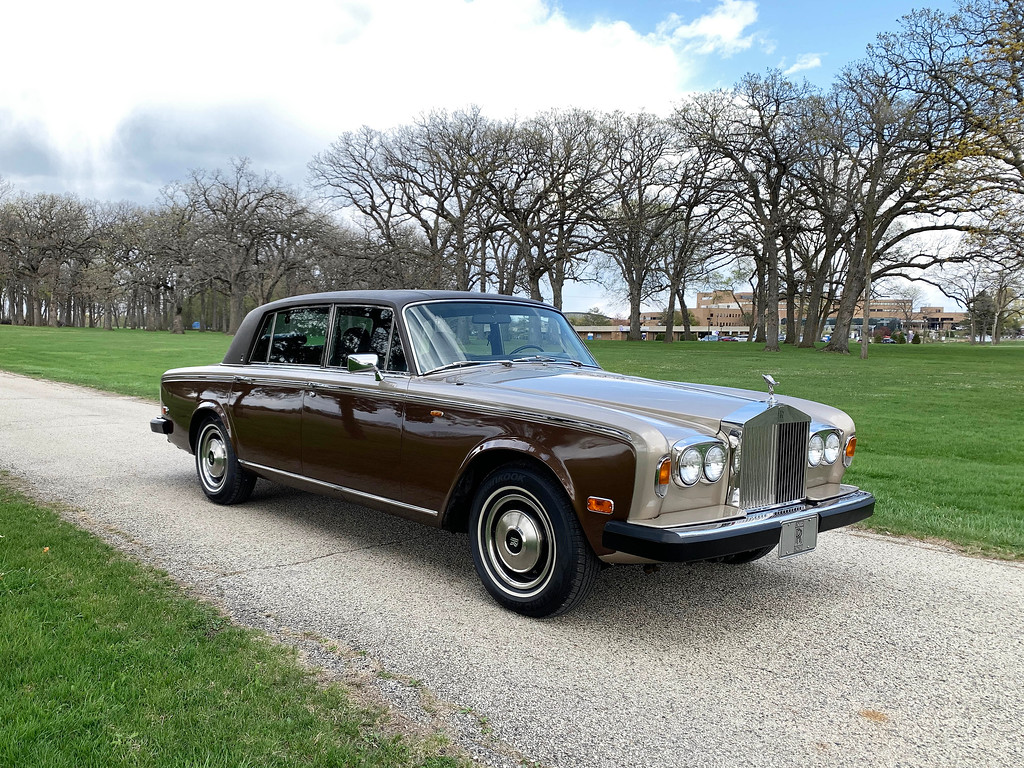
[469,463,599,618]
[194,416,256,504]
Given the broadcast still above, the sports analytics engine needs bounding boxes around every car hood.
[448,364,771,435]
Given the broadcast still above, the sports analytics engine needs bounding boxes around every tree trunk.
[663,288,676,343]
[763,247,780,352]
[679,290,693,341]
[860,249,872,360]
[628,298,643,341]
[228,283,246,335]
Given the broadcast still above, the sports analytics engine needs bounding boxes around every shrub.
[911,332,922,344]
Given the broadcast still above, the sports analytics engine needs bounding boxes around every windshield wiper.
[510,355,585,366]
[423,360,494,376]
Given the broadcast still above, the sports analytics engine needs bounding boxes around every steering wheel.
[509,344,543,356]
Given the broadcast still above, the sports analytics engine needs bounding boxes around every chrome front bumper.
[602,490,875,562]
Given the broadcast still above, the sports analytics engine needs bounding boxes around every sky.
[1,0,962,312]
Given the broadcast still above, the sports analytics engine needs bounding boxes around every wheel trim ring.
[198,424,228,492]
[478,487,556,598]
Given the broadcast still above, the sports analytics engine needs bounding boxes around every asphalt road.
[1,371,1022,768]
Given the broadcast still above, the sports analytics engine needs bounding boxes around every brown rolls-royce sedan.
[151,290,874,617]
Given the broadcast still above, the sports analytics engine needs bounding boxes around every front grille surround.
[725,403,810,512]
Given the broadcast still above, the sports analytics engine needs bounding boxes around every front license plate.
[778,515,818,559]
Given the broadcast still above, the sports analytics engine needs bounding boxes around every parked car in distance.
[151,291,874,617]
[881,337,896,344]
[699,334,719,341]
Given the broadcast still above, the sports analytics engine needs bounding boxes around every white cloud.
[660,0,759,56]
[0,0,704,199]
[784,53,824,75]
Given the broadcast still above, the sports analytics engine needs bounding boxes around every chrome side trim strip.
[401,392,633,443]
[238,460,439,517]
[162,374,238,384]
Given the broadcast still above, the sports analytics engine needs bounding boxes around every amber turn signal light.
[655,457,672,497]
[844,436,857,467]
[587,496,614,514]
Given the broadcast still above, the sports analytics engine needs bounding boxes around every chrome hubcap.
[479,488,555,597]
[495,510,543,573]
[199,426,227,489]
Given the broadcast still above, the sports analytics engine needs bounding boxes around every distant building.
[570,291,966,341]
[690,291,966,337]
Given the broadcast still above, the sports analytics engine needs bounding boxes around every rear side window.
[249,306,330,365]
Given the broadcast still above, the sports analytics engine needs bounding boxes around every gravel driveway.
[1,371,1021,767]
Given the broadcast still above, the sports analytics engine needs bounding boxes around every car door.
[301,305,409,501]
[228,305,330,475]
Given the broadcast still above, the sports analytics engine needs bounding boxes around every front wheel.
[194,416,256,504]
[469,463,599,618]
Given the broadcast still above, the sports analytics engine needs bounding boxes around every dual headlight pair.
[655,440,724,496]
[809,430,842,467]
[674,442,727,486]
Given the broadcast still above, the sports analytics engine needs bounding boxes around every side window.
[327,306,408,372]
[250,312,275,363]
[268,306,330,365]
[327,307,375,368]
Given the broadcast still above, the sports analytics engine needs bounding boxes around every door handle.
[306,382,319,397]
[233,375,253,385]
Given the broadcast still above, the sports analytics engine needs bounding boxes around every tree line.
[2,0,1022,351]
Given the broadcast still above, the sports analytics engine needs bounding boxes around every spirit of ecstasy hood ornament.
[762,374,778,407]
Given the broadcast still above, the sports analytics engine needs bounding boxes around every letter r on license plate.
[779,515,818,558]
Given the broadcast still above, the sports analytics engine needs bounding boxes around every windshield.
[404,300,600,374]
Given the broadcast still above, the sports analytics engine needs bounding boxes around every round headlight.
[678,447,702,486]
[807,434,824,467]
[704,444,727,483]
[824,432,841,464]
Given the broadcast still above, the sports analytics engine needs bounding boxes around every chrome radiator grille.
[736,405,809,510]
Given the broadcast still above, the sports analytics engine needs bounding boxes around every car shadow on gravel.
[233,479,862,636]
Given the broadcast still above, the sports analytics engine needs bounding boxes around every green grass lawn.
[1,325,1021,557]
[0,326,233,400]
[0,480,465,768]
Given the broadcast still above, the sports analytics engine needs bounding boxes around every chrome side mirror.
[348,353,383,381]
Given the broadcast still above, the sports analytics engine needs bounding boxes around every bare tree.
[882,281,926,333]
[481,109,607,305]
[680,73,815,351]
[0,192,97,326]
[591,111,697,340]
[821,50,984,356]
[176,158,308,334]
